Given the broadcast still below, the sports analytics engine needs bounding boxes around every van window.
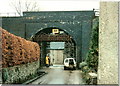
[65,59,68,63]
[69,59,74,64]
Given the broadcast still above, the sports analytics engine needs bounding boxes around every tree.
[10,0,40,16]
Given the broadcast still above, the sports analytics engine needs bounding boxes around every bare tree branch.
[25,0,31,11]
[10,0,40,16]
[31,2,38,11]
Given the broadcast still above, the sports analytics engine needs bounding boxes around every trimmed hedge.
[1,28,40,68]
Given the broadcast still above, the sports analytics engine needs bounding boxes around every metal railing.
[34,34,72,42]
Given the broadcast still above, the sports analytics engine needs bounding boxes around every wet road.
[30,64,85,85]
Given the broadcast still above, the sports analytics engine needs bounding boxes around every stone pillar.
[98,2,118,84]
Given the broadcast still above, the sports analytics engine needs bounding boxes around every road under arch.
[33,28,76,66]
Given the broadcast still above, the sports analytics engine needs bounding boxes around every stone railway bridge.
[1,10,95,66]
[0,2,118,85]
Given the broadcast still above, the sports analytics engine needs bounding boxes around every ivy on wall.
[86,17,99,72]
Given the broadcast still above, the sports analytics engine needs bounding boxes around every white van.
[64,58,76,70]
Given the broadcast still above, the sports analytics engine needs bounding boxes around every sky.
[0,0,100,16]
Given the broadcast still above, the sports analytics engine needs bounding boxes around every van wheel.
[73,67,76,70]
[64,66,66,70]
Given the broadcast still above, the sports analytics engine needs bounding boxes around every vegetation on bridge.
[86,17,99,72]
[80,17,99,84]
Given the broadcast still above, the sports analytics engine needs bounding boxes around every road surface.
[30,64,85,85]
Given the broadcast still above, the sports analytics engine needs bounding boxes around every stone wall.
[2,60,39,84]
[98,2,118,84]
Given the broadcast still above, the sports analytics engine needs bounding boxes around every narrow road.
[30,64,85,85]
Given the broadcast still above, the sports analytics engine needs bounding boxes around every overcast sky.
[0,0,100,16]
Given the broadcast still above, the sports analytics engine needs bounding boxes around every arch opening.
[32,27,76,66]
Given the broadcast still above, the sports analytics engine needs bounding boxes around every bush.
[81,17,99,85]
[1,28,40,68]
[79,62,87,69]
[85,17,99,72]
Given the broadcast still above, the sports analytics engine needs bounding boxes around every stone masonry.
[2,60,39,84]
[98,2,118,84]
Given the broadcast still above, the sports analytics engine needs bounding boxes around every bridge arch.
[31,26,78,44]
[32,27,77,66]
